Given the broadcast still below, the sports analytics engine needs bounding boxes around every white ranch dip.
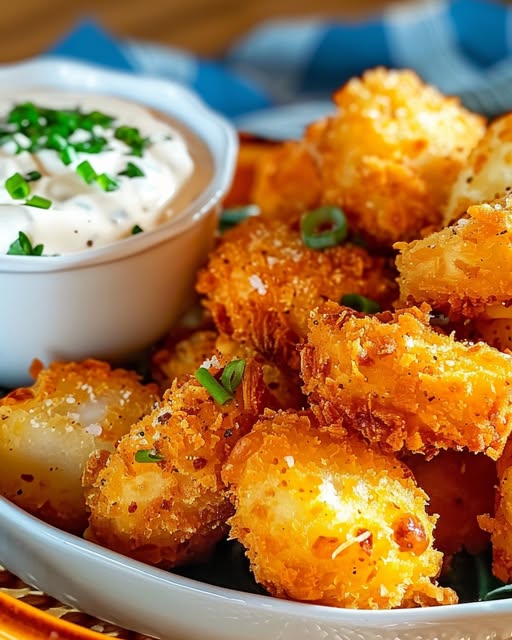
[0,90,198,255]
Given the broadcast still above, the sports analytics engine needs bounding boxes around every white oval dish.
[0,496,512,640]
[0,59,237,388]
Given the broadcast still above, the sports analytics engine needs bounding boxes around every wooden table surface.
[1,0,406,62]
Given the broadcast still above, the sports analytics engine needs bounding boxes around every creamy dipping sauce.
[0,90,212,255]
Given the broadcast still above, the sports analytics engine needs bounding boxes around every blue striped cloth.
[48,0,512,139]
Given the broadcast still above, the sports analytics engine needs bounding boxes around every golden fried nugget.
[301,302,512,459]
[252,138,323,220]
[253,68,483,247]
[406,450,497,556]
[444,113,512,225]
[152,329,305,409]
[396,196,512,320]
[0,359,158,533]
[222,410,456,609]
[83,356,275,568]
[196,215,397,370]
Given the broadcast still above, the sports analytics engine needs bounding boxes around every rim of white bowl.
[0,58,238,273]
[1,494,512,629]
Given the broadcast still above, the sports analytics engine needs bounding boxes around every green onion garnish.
[96,173,119,192]
[76,160,97,184]
[114,125,149,157]
[300,206,348,250]
[220,359,246,395]
[5,172,30,199]
[119,162,145,178]
[25,195,52,209]
[219,205,259,232]
[195,367,234,405]
[7,231,43,256]
[134,449,165,463]
[24,170,41,182]
[59,146,77,166]
[131,224,143,235]
[341,293,380,314]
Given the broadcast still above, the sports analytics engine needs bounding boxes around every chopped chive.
[46,132,67,151]
[134,449,165,463]
[115,125,149,157]
[76,160,97,184]
[73,135,108,154]
[195,367,233,404]
[5,172,30,199]
[24,170,41,182]
[118,161,145,178]
[7,231,44,256]
[220,359,246,395]
[219,205,259,232]
[25,195,52,209]
[96,173,119,192]
[131,224,143,235]
[59,146,77,166]
[341,293,381,314]
[300,206,348,250]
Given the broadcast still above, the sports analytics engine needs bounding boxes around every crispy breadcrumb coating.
[301,302,512,459]
[83,356,274,568]
[222,410,456,609]
[196,215,397,370]
[0,359,158,533]
[253,68,484,248]
[444,113,512,225]
[406,451,496,556]
[396,196,512,320]
[479,439,512,582]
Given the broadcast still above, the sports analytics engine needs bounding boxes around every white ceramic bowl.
[0,59,237,388]
[1,495,512,640]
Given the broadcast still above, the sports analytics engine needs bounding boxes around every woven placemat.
[0,564,153,639]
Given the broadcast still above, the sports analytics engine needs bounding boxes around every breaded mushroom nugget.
[406,450,496,557]
[253,68,484,247]
[395,196,512,321]
[222,410,456,609]
[479,439,512,582]
[0,359,158,533]
[83,356,274,568]
[444,113,512,225]
[301,302,512,459]
[196,215,397,370]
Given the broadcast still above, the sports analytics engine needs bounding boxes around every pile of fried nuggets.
[5,67,512,609]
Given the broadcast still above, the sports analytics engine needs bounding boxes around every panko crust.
[406,450,497,556]
[253,68,484,248]
[479,439,512,582]
[196,215,398,370]
[83,356,273,568]
[222,410,456,609]
[0,359,158,533]
[444,113,512,225]
[396,196,512,320]
[300,302,512,459]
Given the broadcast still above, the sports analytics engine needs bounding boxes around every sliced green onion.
[73,135,108,154]
[195,367,233,405]
[219,205,259,232]
[7,231,43,256]
[114,125,149,157]
[300,206,348,250]
[118,161,145,178]
[5,172,30,199]
[131,224,143,235]
[96,173,119,192]
[220,359,246,395]
[25,195,52,209]
[134,449,165,463]
[76,160,97,184]
[59,146,77,166]
[341,293,380,314]
[46,132,67,151]
[24,170,41,182]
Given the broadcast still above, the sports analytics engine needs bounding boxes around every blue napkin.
[47,0,512,139]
